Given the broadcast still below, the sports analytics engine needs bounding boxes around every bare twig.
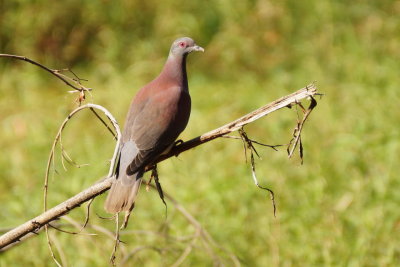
[45,225,63,267]
[110,215,120,266]
[51,232,68,267]
[44,104,121,211]
[287,96,317,162]
[150,83,318,168]
[221,135,284,151]
[48,198,95,235]
[0,54,92,104]
[42,103,121,265]
[0,83,319,250]
[90,108,117,140]
[238,128,277,217]
[0,177,113,249]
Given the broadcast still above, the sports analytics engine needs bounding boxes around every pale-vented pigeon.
[104,37,204,214]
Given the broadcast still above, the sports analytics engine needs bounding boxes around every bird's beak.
[191,45,205,52]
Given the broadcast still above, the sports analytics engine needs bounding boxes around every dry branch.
[0,54,92,104]
[0,177,113,249]
[152,83,318,166]
[0,83,319,250]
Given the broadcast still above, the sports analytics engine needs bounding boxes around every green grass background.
[1,0,399,266]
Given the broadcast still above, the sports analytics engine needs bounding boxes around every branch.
[0,177,113,250]
[152,83,318,166]
[0,54,92,104]
[0,83,319,249]
[287,97,317,161]
[40,103,122,265]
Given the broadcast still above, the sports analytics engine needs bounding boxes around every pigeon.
[104,37,204,218]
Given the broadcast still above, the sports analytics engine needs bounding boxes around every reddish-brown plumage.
[104,37,203,215]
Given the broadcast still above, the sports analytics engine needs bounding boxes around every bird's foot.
[173,139,184,147]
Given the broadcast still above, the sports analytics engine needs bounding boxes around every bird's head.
[169,37,204,57]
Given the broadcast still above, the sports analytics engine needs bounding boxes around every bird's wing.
[104,140,143,213]
[124,85,187,175]
[118,141,140,185]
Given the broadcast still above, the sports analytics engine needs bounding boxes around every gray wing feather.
[119,141,141,186]
[104,141,143,213]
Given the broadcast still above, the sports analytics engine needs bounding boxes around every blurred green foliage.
[1,0,400,266]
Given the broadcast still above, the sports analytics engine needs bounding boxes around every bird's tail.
[104,172,143,213]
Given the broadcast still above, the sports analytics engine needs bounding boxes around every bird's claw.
[173,139,184,147]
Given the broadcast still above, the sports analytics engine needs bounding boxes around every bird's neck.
[162,54,188,90]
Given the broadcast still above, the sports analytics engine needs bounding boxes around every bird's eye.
[179,42,186,48]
